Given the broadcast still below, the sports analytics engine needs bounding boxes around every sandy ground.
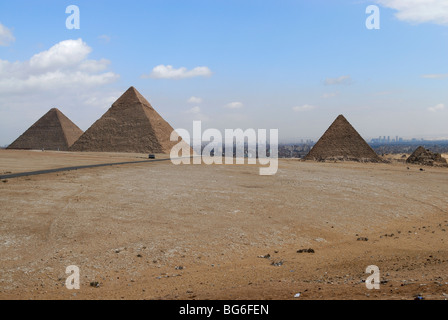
[1,150,448,300]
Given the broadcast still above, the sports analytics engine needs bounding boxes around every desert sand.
[1,149,447,300]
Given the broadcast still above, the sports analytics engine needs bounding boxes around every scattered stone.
[137,254,142,258]
[407,146,448,167]
[258,254,271,259]
[175,266,184,270]
[381,233,395,238]
[414,294,424,300]
[90,282,100,288]
[271,260,284,267]
[357,237,369,241]
[297,248,315,254]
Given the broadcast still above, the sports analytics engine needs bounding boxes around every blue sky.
[1,0,447,145]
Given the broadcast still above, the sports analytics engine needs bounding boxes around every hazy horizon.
[1,0,447,146]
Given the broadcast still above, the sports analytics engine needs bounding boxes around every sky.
[1,0,447,146]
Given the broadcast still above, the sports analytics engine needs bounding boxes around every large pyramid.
[70,87,184,154]
[7,108,83,151]
[304,115,381,162]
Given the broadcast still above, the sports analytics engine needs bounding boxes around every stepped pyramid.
[406,146,448,167]
[7,108,83,151]
[304,115,381,162]
[70,87,185,154]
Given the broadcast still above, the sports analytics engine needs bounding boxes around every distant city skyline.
[1,0,447,146]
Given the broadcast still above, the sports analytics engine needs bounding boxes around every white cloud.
[0,38,121,145]
[428,103,445,112]
[29,39,91,70]
[187,106,201,114]
[323,92,338,99]
[143,65,212,80]
[292,104,316,112]
[79,59,111,73]
[0,23,15,46]
[184,106,209,121]
[98,35,111,43]
[225,102,244,109]
[422,73,448,79]
[0,39,119,94]
[188,96,203,104]
[377,0,448,25]
[324,75,352,86]
[84,92,121,109]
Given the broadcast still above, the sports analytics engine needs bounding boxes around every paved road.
[0,157,176,180]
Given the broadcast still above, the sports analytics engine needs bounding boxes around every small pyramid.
[304,115,381,162]
[70,87,185,154]
[406,146,448,167]
[7,108,83,151]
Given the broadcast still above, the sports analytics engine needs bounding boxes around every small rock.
[357,237,369,241]
[90,282,100,288]
[297,248,315,254]
[414,294,424,300]
[271,260,284,267]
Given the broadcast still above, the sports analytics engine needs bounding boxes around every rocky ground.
[0,150,447,300]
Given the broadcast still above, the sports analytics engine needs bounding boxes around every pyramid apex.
[126,86,140,94]
[120,86,143,98]
[111,86,153,110]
